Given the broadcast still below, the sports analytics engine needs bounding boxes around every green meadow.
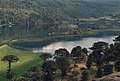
[0,45,42,81]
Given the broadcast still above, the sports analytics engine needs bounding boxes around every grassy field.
[0,45,42,81]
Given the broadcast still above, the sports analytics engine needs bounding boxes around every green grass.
[0,45,42,81]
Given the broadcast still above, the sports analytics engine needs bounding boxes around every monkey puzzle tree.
[86,54,93,70]
[71,46,82,58]
[103,64,113,75]
[39,53,52,61]
[1,55,19,81]
[112,43,120,60]
[81,71,89,81]
[54,48,70,78]
[71,46,87,62]
[41,60,57,81]
[114,35,120,42]
[56,56,70,77]
[115,60,120,72]
[54,48,70,58]
[89,41,109,77]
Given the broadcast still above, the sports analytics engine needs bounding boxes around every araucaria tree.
[39,53,52,61]
[56,56,70,77]
[115,60,120,72]
[81,71,89,81]
[41,60,57,81]
[71,46,88,63]
[1,55,19,81]
[54,48,70,77]
[87,41,109,77]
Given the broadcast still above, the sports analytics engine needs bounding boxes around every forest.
[0,0,120,42]
[0,0,120,81]
[1,35,120,81]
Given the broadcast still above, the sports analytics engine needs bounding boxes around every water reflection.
[33,36,117,53]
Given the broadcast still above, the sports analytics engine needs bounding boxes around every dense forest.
[2,35,120,81]
[1,0,120,81]
[0,0,120,41]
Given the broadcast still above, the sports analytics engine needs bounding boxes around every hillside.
[0,0,120,41]
[96,72,120,81]
[0,45,42,81]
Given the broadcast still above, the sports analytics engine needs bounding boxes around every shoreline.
[8,28,120,51]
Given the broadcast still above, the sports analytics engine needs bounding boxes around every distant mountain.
[0,0,120,40]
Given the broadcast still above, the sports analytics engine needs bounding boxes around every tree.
[39,53,52,61]
[86,54,93,70]
[26,67,42,81]
[115,60,120,72]
[16,66,42,81]
[71,46,82,58]
[1,55,19,81]
[41,60,57,74]
[112,43,120,60]
[89,41,108,77]
[90,41,108,52]
[69,71,79,81]
[54,48,70,78]
[71,46,87,62]
[113,35,120,42]
[96,67,103,78]
[70,71,79,81]
[56,56,70,77]
[81,71,89,81]
[89,41,109,65]
[103,64,113,75]
[41,60,57,81]
[82,48,88,55]
[15,77,31,81]
[90,50,104,68]
[54,48,70,58]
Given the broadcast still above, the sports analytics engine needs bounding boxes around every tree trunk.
[8,61,12,81]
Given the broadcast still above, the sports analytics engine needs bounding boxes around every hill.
[0,45,42,81]
[0,0,120,41]
[96,72,120,81]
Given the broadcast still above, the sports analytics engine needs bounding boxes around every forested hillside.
[0,0,120,41]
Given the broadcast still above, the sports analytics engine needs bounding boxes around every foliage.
[1,55,19,63]
[39,53,52,61]
[41,60,57,73]
[54,48,70,57]
[56,56,70,77]
[0,0,120,41]
[115,60,120,72]
[1,55,19,80]
[114,35,120,42]
[0,45,42,81]
[81,71,89,81]
[71,46,87,62]
[103,64,113,75]
[96,67,103,78]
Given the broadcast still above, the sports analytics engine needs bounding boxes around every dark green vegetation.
[0,0,120,42]
[5,35,119,81]
[1,0,120,80]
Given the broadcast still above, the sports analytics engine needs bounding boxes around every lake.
[33,35,117,53]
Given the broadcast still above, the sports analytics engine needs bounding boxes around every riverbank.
[8,28,120,51]
[0,28,119,81]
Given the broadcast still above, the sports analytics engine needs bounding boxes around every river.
[33,35,117,53]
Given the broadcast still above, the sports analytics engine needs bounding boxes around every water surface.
[33,36,117,53]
